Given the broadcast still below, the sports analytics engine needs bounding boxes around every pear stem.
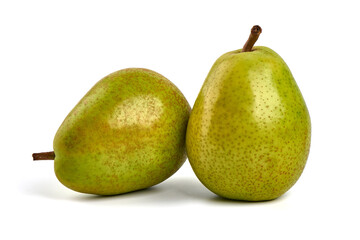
[33,151,55,160]
[242,25,262,52]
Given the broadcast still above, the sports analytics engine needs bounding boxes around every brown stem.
[242,25,262,52]
[33,151,55,160]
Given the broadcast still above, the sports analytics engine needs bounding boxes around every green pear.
[33,68,190,195]
[186,26,311,201]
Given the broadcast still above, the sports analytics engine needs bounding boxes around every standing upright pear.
[186,26,311,201]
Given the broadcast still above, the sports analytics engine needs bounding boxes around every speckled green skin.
[54,68,190,195]
[186,47,311,201]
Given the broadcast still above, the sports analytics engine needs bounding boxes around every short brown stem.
[242,25,262,52]
[33,151,55,160]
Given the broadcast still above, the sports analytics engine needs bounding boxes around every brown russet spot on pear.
[186,26,311,201]
[33,68,190,195]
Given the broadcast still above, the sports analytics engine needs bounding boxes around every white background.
[1,0,359,239]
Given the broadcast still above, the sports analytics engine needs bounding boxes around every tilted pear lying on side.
[33,68,190,195]
[186,26,311,201]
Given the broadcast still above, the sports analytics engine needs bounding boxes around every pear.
[186,26,311,201]
[33,68,190,195]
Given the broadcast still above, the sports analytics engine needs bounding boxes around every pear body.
[186,47,311,201]
[54,68,190,195]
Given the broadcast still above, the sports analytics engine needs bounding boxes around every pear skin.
[186,27,311,201]
[35,68,190,195]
